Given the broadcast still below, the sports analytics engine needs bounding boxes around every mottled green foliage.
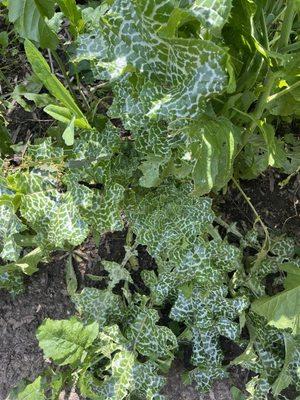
[126,306,178,360]
[73,287,124,328]
[5,1,300,399]
[0,203,25,261]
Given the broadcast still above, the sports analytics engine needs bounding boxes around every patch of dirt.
[218,170,300,240]
[0,258,74,399]
[6,105,53,144]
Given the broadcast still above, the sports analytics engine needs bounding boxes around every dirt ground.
[219,170,300,240]
[0,258,74,399]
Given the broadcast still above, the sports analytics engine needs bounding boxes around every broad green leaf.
[16,376,45,400]
[24,40,90,128]
[37,318,99,365]
[281,263,300,290]
[126,307,177,359]
[74,0,229,125]
[0,247,43,276]
[186,116,241,195]
[62,116,75,146]
[138,156,166,188]
[252,275,300,335]
[34,0,55,18]
[13,247,43,275]
[231,386,245,400]
[8,0,58,49]
[12,76,53,111]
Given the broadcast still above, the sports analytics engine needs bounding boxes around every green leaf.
[73,287,124,328]
[0,247,43,276]
[8,0,58,49]
[56,0,83,36]
[231,386,245,400]
[126,307,177,360]
[0,203,25,262]
[24,40,90,128]
[44,104,89,128]
[0,31,8,49]
[74,0,229,125]
[37,318,99,365]
[0,122,12,156]
[138,156,166,188]
[20,187,90,249]
[184,0,232,34]
[66,255,77,296]
[34,0,55,18]
[281,263,300,290]
[258,122,277,167]
[186,116,241,195]
[13,247,43,275]
[62,116,75,146]
[15,376,45,400]
[102,261,133,290]
[252,270,300,335]
[272,334,297,395]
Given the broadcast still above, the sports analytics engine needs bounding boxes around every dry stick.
[232,177,270,260]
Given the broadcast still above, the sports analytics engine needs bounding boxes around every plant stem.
[277,0,296,50]
[51,50,77,100]
[260,10,270,51]
[241,71,276,146]
[267,80,300,104]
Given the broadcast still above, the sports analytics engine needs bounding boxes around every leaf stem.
[240,71,276,147]
[51,50,77,100]
[276,0,296,50]
[267,80,300,104]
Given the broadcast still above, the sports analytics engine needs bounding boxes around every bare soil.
[218,170,300,240]
[0,258,74,400]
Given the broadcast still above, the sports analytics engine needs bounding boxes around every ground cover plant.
[0,0,300,399]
